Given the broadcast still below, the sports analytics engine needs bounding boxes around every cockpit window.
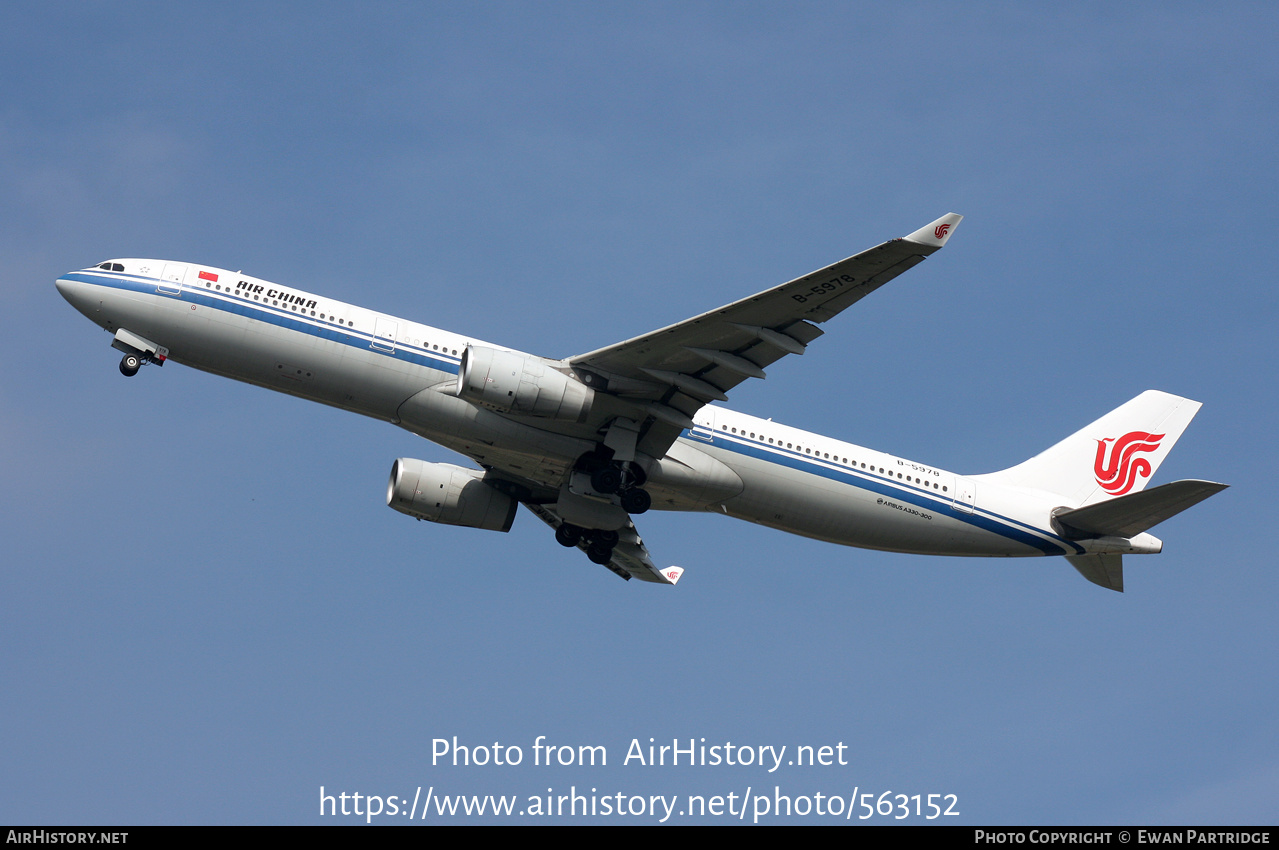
[96,262,124,272]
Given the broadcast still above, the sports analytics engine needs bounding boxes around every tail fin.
[978,390,1204,506]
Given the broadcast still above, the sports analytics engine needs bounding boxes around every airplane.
[55,213,1226,592]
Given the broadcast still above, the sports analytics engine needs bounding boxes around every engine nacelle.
[456,344,593,422]
[386,459,517,532]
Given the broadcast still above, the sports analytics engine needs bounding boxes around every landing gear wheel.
[590,465,622,495]
[589,529,620,548]
[555,524,583,548]
[620,488,651,515]
[119,353,141,377]
[586,543,614,565]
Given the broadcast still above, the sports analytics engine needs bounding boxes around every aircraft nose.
[55,274,96,317]
[55,274,85,304]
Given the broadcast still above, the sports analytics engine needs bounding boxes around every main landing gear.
[560,449,652,567]
[581,452,651,515]
[555,523,619,565]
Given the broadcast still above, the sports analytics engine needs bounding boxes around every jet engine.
[455,345,593,422]
[386,459,517,532]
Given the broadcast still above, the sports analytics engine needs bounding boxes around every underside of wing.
[567,214,962,459]
[521,501,683,584]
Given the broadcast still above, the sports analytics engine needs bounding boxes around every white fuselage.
[55,260,1151,562]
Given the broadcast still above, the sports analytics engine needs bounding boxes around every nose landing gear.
[110,330,167,378]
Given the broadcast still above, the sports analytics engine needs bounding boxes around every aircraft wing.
[521,502,684,585]
[569,213,961,458]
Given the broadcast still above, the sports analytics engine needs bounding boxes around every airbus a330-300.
[56,214,1226,591]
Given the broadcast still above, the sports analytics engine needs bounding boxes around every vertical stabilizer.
[978,391,1203,506]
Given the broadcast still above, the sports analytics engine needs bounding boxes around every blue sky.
[3,2,1276,824]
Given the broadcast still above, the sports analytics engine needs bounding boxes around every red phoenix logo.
[1094,431,1164,495]
[934,223,951,239]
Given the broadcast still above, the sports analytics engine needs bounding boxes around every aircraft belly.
[103,283,435,421]
[644,439,745,511]
[186,316,427,420]
[704,444,1053,557]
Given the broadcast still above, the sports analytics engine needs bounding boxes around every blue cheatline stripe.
[697,429,1082,556]
[64,271,463,375]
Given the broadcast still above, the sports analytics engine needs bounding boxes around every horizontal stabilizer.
[1054,479,1228,539]
[1066,553,1124,592]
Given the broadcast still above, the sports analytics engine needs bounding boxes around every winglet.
[904,213,963,248]
[659,566,685,585]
